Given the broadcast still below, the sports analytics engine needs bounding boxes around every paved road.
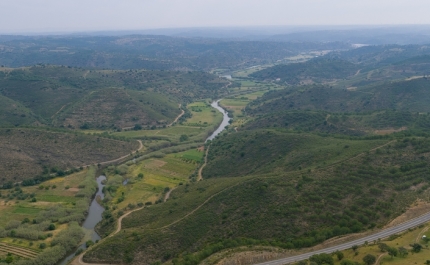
[255,211,430,265]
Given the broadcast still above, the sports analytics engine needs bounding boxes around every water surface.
[206,100,231,142]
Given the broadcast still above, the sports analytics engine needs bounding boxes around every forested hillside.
[250,58,359,84]
[0,66,230,129]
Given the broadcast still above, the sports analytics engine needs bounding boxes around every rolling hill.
[0,66,230,129]
[250,58,359,85]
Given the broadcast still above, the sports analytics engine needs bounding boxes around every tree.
[179,134,189,142]
[309,253,334,265]
[398,246,408,257]
[49,223,56,230]
[411,243,422,253]
[335,251,344,261]
[351,245,359,252]
[362,254,376,265]
[387,247,398,258]
[378,242,388,252]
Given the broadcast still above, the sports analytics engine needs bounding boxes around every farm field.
[0,167,98,264]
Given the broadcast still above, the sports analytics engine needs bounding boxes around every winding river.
[60,101,229,264]
[206,99,231,142]
[59,175,106,265]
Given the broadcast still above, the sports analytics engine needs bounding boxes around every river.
[60,101,228,264]
[59,175,106,265]
[206,99,231,142]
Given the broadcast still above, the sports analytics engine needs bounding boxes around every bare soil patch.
[375,127,407,135]
[384,200,430,228]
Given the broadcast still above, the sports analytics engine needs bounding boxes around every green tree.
[398,246,408,257]
[412,243,422,253]
[179,134,189,142]
[362,254,376,265]
[335,251,344,261]
[49,223,56,230]
[378,242,388,252]
[309,253,334,265]
[5,255,13,264]
[387,247,398,258]
[351,245,359,252]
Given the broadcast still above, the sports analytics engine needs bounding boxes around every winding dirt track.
[197,145,210,181]
[164,187,177,202]
[168,105,185,127]
[70,206,145,265]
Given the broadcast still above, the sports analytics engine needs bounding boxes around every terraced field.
[0,243,39,259]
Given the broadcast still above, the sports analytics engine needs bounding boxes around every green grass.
[185,102,222,126]
[176,149,204,163]
[12,206,43,215]
[35,195,78,204]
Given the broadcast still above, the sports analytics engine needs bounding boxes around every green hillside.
[0,66,229,129]
[247,78,430,114]
[250,58,359,84]
[53,88,179,130]
[243,110,430,137]
[0,128,139,184]
[0,94,38,127]
[85,133,430,265]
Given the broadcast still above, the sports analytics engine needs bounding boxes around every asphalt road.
[255,211,430,265]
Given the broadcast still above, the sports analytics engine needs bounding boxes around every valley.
[2,34,430,265]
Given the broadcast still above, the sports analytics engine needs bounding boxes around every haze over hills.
[3,23,430,265]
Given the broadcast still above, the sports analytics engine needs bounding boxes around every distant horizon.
[2,0,430,34]
[2,24,430,36]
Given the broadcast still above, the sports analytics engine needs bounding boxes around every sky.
[1,0,430,33]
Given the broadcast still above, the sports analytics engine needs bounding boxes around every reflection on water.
[206,100,231,142]
[58,175,105,265]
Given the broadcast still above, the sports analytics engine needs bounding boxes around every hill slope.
[250,58,359,84]
[0,66,229,129]
[0,128,138,184]
[85,132,430,265]
[247,78,430,114]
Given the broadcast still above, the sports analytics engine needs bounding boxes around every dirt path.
[168,105,185,127]
[82,140,143,168]
[164,187,177,202]
[71,206,145,265]
[197,145,210,181]
[51,104,68,119]
[112,207,144,235]
[375,253,387,265]
[355,69,361,76]
[83,70,90,79]
[415,226,429,243]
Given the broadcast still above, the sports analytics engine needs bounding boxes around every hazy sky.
[1,0,430,33]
